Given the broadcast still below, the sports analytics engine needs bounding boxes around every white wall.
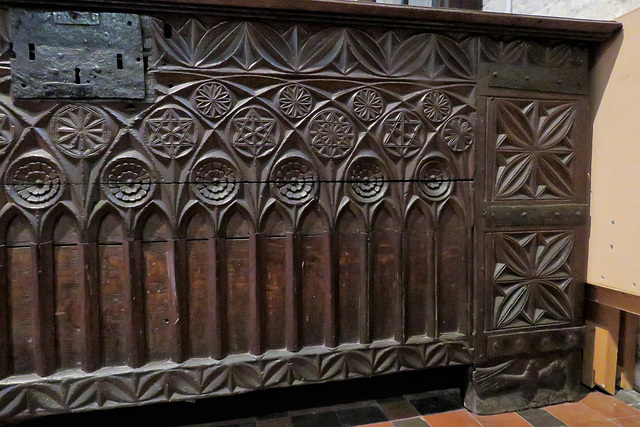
[484,0,640,20]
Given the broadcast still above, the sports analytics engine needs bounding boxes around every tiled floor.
[193,388,640,427]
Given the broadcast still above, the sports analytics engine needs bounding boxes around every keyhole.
[117,53,123,70]
[75,67,80,84]
[28,43,35,60]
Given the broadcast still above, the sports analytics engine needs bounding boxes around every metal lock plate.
[10,10,146,99]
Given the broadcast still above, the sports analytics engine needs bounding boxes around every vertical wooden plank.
[124,239,145,368]
[285,232,300,351]
[301,233,326,347]
[337,215,363,344]
[143,240,172,362]
[8,246,37,374]
[80,242,101,372]
[248,233,261,355]
[586,301,620,394]
[35,242,56,376]
[405,210,434,338]
[168,239,188,362]
[186,238,211,358]
[0,246,8,378]
[324,231,337,347]
[617,311,638,390]
[225,237,251,354]
[395,229,405,343]
[370,212,397,341]
[207,237,223,359]
[361,232,371,344]
[54,244,83,370]
[582,320,597,388]
[213,237,227,358]
[263,235,286,350]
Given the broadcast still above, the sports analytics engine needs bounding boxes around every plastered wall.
[484,0,640,20]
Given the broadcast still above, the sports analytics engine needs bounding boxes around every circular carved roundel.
[191,157,239,205]
[0,107,15,155]
[194,82,232,119]
[49,104,111,158]
[102,157,155,208]
[278,84,314,119]
[348,157,388,203]
[422,90,452,123]
[418,157,453,201]
[5,157,64,209]
[308,109,356,160]
[271,158,318,205]
[352,88,384,122]
[442,116,474,152]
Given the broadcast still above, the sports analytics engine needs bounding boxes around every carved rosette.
[348,158,388,203]
[308,109,356,160]
[191,158,239,205]
[492,231,574,329]
[5,157,63,209]
[142,106,198,159]
[102,157,155,208]
[271,158,317,204]
[278,84,313,119]
[352,88,384,122]
[383,110,423,158]
[443,115,474,152]
[423,90,452,123]
[193,82,232,119]
[230,107,280,158]
[417,157,453,201]
[49,104,111,158]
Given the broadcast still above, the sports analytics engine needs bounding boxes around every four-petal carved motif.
[493,232,573,329]
[494,100,575,200]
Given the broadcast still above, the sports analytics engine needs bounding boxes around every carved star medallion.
[232,108,278,158]
[383,111,422,158]
[145,108,196,159]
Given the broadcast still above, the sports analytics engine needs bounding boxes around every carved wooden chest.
[0,0,619,420]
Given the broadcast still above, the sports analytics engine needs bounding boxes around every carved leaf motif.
[137,372,166,401]
[263,360,291,386]
[168,370,201,396]
[494,100,575,200]
[397,346,425,370]
[433,35,473,79]
[202,366,231,394]
[389,34,431,76]
[289,356,320,381]
[297,28,346,73]
[66,379,98,409]
[0,387,27,418]
[493,232,573,328]
[231,363,262,389]
[29,385,66,410]
[100,377,137,403]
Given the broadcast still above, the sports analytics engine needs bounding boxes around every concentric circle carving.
[352,88,384,122]
[422,90,452,123]
[194,82,232,119]
[418,157,453,201]
[5,157,63,209]
[348,158,388,203]
[231,107,280,158]
[309,109,356,160]
[191,158,238,205]
[271,158,317,204]
[49,104,111,158]
[142,106,197,159]
[278,84,313,119]
[442,116,474,152]
[102,158,155,208]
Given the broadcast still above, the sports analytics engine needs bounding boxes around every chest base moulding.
[0,0,620,420]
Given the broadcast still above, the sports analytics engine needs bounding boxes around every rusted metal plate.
[10,10,145,99]
[486,64,589,95]
[483,204,589,227]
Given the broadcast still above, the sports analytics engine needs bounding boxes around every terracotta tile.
[615,417,640,427]
[581,392,640,420]
[423,409,482,427]
[572,421,620,427]
[392,418,429,426]
[545,401,608,426]
[470,411,534,427]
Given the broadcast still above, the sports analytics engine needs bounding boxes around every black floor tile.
[336,406,388,427]
[290,411,343,427]
[392,418,429,426]
[378,399,421,421]
[409,391,463,415]
[517,408,566,427]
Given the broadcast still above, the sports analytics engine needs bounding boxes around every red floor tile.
[572,421,621,427]
[544,401,609,426]
[470,411,534,426]
[580,392,640,420]
[615,417,640,427]
[423,409,482,427]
